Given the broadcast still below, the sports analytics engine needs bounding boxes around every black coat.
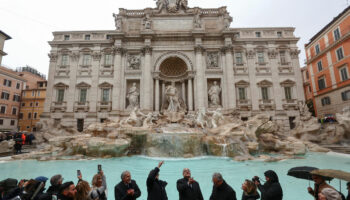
[114,180,141,200]
[146,167,168,200]
[209,180,237,200]
[176,178,204,200]
[241,193,260,200]
[258,170,283,200]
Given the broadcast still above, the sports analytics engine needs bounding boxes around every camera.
[252,176,260,183]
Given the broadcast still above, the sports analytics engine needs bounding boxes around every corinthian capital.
[194,45,205,53]
[48,53,58,62]
[113,47,126,55]
[220,45,233,54]
[142,46,153,55]
[92,52,102,61]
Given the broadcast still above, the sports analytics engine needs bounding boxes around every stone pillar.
[246,46,259,111]
[44,51,59,113]
[223,45,236,109]
[182,81,186,103]
[112,45,124,111]
[187,78,193,111]
[142,46,153,111]
[89,48,101,113]
[155,79,160,112]
[162,82,165,106]
[194,45,205,110]
[269,46,283,111]
[66,47,79,113]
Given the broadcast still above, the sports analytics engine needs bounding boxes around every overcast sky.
[0,0,348,76]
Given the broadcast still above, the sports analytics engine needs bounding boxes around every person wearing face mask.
[146,161,168,200]
[254,170,283,200]
[176,168,203,200]
[114,171,141,200]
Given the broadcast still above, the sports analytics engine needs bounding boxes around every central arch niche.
[159,57,188,79]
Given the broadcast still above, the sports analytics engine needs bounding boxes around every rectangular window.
[3,79,12,87]
[317,61,323,71]
[23,91,26,97]
[34,113,37,119]
[255,32,261,38]
[284,87,292,100]
[36,102,39,107]
[1,92,10,100]
[0,106,6,114]
[16,83,20,89]
[102,89,110,102]
[280,51,287,64]
[79,89,87,103]
[82,54,91,66]
[38,91,40,96]
[261,87,269,100]
[64,35,70,40]
[334,28,341,41]
[257,52,265,64]
[238,88,246,100]
[104,54,113,66]
[106,35,111,40]
[57,89,65,102]
[318,77,326,90]
[28,113,32,119]
[340,66,349,81]
[0,119,3,125]
[12,107,17,115]
[235,52,243,65]
[61,55,69,66]
[85,34,90,40]
[30,102,33,107]
[341,90,350,101]
[21,103,25,107]
[321,97,331,106]
[336,48,344,60]
[277,31,282,37]
[315,44,320,54]
[10,120,15,126]
[19,113,23,119]
[32,90,35,96]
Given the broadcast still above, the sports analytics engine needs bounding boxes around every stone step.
[320,144,350,154]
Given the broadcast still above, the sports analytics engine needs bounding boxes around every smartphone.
[77,170,81,177]
[98,164,102,173]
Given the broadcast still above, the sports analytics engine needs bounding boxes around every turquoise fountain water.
[1,152,349,200]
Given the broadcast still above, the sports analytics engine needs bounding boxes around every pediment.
[98,82,113,88]
[235,80,250,86]
[280,79,295,86]
[80,48,92,53]
[76,82,91,88]
[54,82,69,88]
[257,80,273,86]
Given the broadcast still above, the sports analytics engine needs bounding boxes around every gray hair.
[212,172,223,181]
[183,168,190,173]
[121,171,130,180]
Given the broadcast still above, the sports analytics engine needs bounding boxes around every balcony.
[98,101,112,112]
[282,99,298,110]
[259,99,275,110]
[74,101,90,112]
[236,99,252,111]
[256,66,271,75]
[50,101,67,112]
[100,68,114,77]
[278,66,294,75]
[234,66,248,75]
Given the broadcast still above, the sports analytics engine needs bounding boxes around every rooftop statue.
[155,0,188,13]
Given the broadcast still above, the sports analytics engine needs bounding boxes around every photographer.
[253,170,283,200]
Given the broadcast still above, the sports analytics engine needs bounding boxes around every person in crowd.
[0,178,19,200]
[14,141,22,154]
[114,171,141,200]
[347,182,350,200]
[75,180,92,200]
[254,170,283,200]
[146,161,168,200]
[308,175,337,200]
[47,174,63,195]
[176,168,203,200]
[21,133,26,145]
[241,179,260,200]
[319,188,342,200]
[20,179,41,200]
[91,171,107,200]
[209,172,237,200]
[57,182,76,200]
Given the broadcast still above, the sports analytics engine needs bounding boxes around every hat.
[59,181,74,194]
[50,175,63,186]
[321,188,342,200]
[35,176,48,183]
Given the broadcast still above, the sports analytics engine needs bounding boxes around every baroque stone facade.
[42,0,304,131]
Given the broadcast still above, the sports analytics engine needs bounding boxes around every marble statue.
[208,108,224,128]
[298,101,312,121]
[177,0,188,10]
[128,55,141,70]
[142,113,155,128]
[193,9,202,28]
[155,0,167,12]
[127,83,139,109]
[223,13,231,30]
[143,14,152,30]
[165,85,181,112]
[207,53,218,68]
[195,108,208,129]
[119,107,144,127]
[208,81,221,107]
[113,14,122,31]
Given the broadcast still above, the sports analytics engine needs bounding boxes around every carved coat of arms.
[155,0,188,13]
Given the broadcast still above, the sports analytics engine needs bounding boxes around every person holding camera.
[176,168,204,200]
[253,170,283,200]
[146,161,168,200]
[241,179,260,200]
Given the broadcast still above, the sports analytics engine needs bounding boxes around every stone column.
[223,45,236,109]
[43,51,59,113]
[187,78,193,111]
[89,49,101,113]
[290,49,306,100]
[66,47,80,113]
[195,45,205,110]
[155,78,160,112]
[246,46,259,111]
[269,46,283,111]
[142,46,153,111]
[182,81,186,103]
[162,82,165,107]
[112,45,124,111]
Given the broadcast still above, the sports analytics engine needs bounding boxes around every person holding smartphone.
[91,165,107,200]
[177,168,203,200]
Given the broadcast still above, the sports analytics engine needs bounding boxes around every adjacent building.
[42,0,305,131]
[18,80,47,132]
[304,6,350,118]
[0,30,11,65]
